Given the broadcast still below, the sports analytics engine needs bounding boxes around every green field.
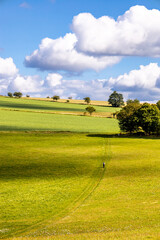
[0,97,119,133]
[0,132,160,239]
[0,97,120,114]
[0,97,159,239]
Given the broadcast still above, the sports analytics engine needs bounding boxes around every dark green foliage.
[117,101,141,133]
[85,106,96,115]
[84,97,91,104]
[126,99,140,105]
[156,100,160,110]
[8,92,13,97]
[13,92,22,98]
[136,103,160,135]
[117,102,160,135]
[108,91,124,107]
[26,94,30,98]
[53,95,60,101]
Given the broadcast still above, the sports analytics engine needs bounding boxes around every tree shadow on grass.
[0,158,99,180]
[87,133,160,140]
[0,101,84,112]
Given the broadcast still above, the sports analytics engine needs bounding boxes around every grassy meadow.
[0,96,160,239]
[0,133,160,239]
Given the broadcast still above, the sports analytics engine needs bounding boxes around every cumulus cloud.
[72,5,160,57]
[8,75,44,94]
[44,73,110,100]
[0,57,18,79]
[1,56,160,102]
[25,33,121,74]
[108,63,160,101]
[0,57,43,95]
[43,63,160,101]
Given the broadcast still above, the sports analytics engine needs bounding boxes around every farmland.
[0,97,160,239]
[0,97,119,133]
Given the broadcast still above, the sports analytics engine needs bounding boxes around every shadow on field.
[0,159,99,180]
[0,101,83,112]
[87,133,160,140]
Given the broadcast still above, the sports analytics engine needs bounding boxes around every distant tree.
[126,99,140,105]
[85,106,96,115]
[26,94,30,98]
[68,96,72,100]
[84,97,91,104]
[66,100,70,103]
[108,91,124,107]
[8,92,13,98]
[13,92,22,98]
[156,100,160,110]
[53,95,60,101]
[46,96,50,98]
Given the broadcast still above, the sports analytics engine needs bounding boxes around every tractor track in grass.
[2,139,111,239]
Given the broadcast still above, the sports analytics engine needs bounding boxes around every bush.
[53,95,60,101]
[13,92,22,98]
[8,92,13,98]
[85,106,96,115]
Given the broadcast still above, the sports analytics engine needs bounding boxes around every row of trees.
[8,92,23,98]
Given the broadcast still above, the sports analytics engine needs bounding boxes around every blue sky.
[1,0,160,101]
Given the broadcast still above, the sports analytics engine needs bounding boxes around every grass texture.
[0,97,120,113]
[0,109,119,133]
[0,133,160,239]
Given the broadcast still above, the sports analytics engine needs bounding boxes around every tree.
[126,99,140,105]
[136,103,160,135]
[8,92,13,97]
[13,92,22,98]
[53,95,60,101]
[26,94,30,98]
[117,102,160,135]
[156,100,160,110]
[85,106,96,115]
[108,91,124,107]
[117,101,141,133]
[84,97,91,104]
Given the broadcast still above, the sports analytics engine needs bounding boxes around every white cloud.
[108,63,160,101]
[1,56,160,102]
[43,63,160,101]
[72,5,160,57]
[108,63,160,90]
[8,75,44,94]
[25,33,121,74]
[46,73,62,87]
[0,57,18,79]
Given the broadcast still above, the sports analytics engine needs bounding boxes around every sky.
[1,0,160,101]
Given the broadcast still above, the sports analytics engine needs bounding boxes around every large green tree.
[117,102,160,135]
[117,101,140,133]
[136,103,160,135]
[108,91,124,107]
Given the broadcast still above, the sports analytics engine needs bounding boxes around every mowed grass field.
[0,97,119,133]
[0,132,160,239]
